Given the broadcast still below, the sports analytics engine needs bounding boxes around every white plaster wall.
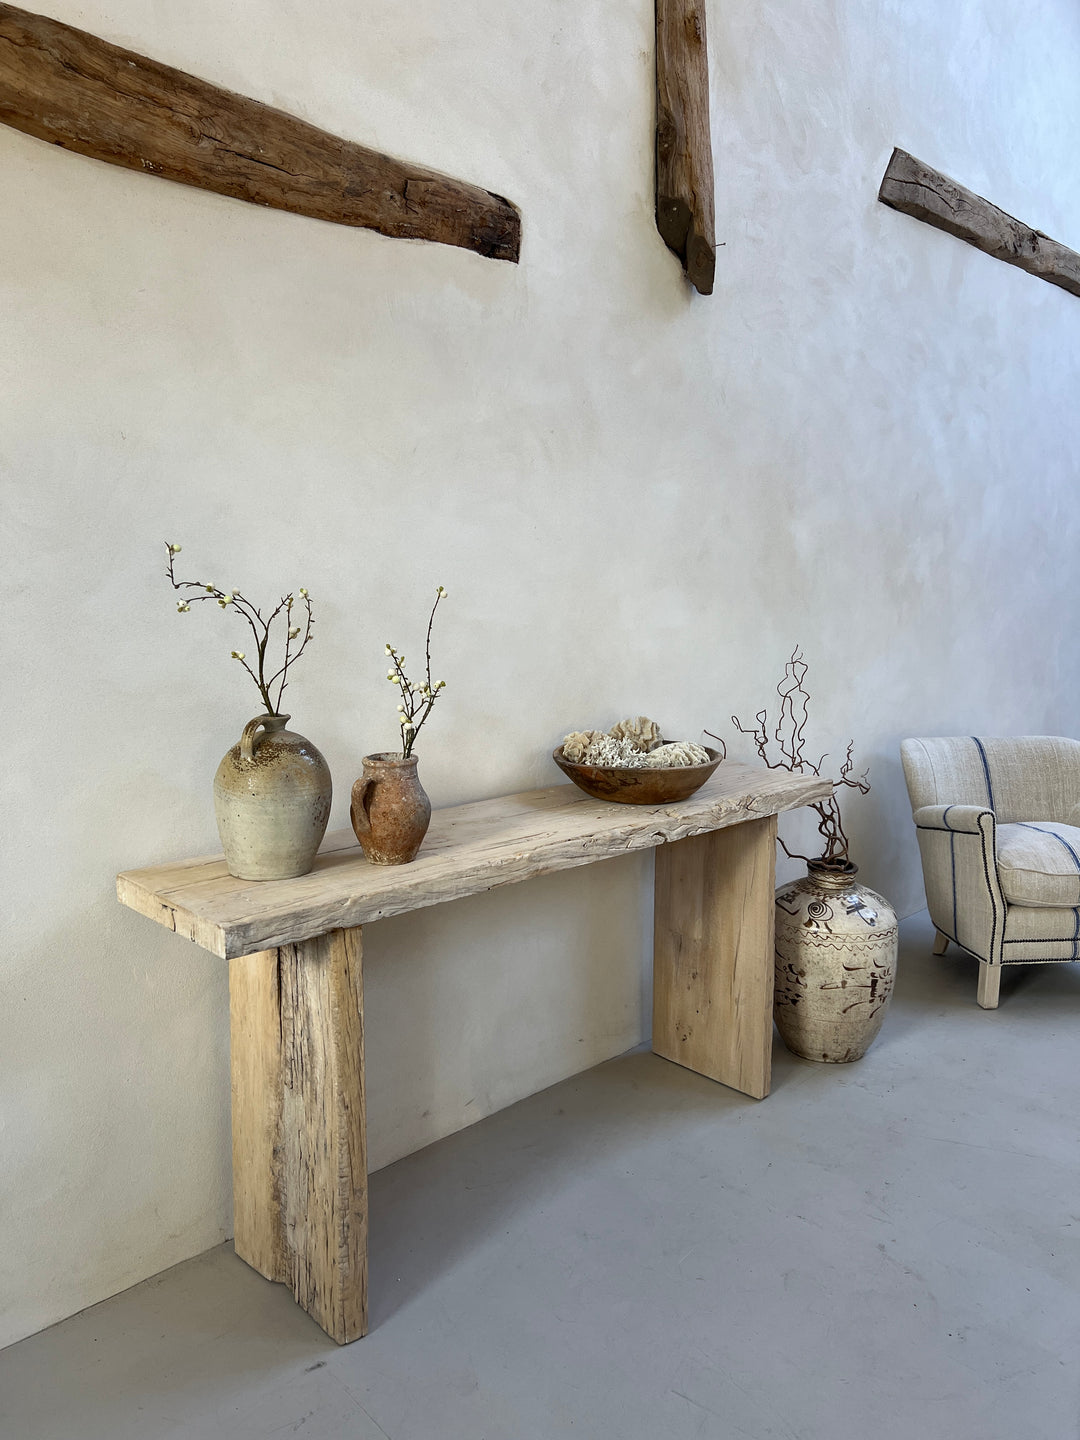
[3,0,1079,1347]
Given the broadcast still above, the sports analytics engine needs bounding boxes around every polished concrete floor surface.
[3,912,1079,1440]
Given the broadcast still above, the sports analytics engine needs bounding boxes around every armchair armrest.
[911,804,1004,964]
[913,803,993,835]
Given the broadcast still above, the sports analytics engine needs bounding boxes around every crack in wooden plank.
[878,147,1080,299]
[0,1,521,260]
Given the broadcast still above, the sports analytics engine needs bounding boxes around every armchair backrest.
[901,736,1080,825]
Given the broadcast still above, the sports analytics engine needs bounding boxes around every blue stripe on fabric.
[1004,916,1080,948]
[941,806,959,941]
[972,737,996,811]
[1018,822,1080,872]
[950,832,958,940]
[1017,822,1080,957]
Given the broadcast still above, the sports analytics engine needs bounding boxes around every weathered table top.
[116,761,830,960]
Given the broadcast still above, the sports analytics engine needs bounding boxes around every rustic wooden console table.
[117,762,828,1344]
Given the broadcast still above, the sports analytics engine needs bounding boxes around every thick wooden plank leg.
[229,949,285,1282]
[932,930,950,956]
[652,815,777,1099]
[279,927,367,1343]
[977,960,1001,1010]
[229,928,367,1343]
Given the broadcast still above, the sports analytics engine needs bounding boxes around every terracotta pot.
[351,752,431,865]
[213,713,332,880]
[773,859,898,1063]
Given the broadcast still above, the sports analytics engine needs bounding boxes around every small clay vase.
[213,713,332,880]
[351,752,431,865]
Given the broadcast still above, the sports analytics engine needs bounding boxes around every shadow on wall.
[1,891,231,1345]
[360,852,653,1174]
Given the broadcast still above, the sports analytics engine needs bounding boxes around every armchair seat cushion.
[996,822,1080,907]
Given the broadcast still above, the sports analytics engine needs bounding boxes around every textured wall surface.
[3,0,1079,1347]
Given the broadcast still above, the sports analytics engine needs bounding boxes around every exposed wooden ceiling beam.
[655,0,716,296]
[878,148,1079,300]
[0,3,521,263]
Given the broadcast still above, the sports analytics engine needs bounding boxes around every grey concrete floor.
[3,911,1080,1440]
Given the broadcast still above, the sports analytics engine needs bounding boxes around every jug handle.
[351,775,373,838]
[240,715,269,763]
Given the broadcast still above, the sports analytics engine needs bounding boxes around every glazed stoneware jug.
[351,752,431,865]
[213,713,332,880]
[773,859,899,1063]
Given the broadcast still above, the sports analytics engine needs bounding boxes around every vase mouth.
[363,751,418,767]
[806,857,858,889]
[260,713,290,730]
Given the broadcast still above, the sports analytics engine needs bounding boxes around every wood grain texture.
[117,764,832,959]
[652,814,777,1099]
[655,0,716,295]
[279,927,367,1343]
[229,949,285,1283]
[878,147,1080,299]
[0,2,520,261]
[977,960,1001,1010]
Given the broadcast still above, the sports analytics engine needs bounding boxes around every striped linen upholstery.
[902,736,1080,824]
[996,822,1080,907]
[1003,903,1080,961]
[901,736,1080,969]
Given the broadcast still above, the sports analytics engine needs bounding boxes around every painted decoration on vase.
[774,862,899,1064]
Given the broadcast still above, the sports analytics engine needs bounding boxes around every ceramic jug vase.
[214,713,332,880]
[773,859,899,1063]
[350,752,431,865]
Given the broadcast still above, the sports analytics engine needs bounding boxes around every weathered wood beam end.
[655,0,716,296]
[0,2,520,263]
[878,147,1080,300]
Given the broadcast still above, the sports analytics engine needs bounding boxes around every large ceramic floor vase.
[351,752,431,865]
[773,859,898,1063]
[214,713,332,880]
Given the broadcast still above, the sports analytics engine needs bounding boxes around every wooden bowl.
[552,746,724,805]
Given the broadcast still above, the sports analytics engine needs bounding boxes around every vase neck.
[806,859,858,891]
[364,751,418,770]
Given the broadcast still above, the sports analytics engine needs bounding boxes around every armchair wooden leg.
[932,930,949,956]
[977,961,1001,1010]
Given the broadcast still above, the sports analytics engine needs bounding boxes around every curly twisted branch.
[718,647,869,865]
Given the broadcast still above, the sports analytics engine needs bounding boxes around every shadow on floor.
[366,1043,752,1326]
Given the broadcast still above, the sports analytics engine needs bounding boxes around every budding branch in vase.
[717,646,870,865]
[165,542,314,716]
[385,587,448,759]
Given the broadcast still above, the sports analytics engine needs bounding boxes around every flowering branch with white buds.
[384,586,448,759]
[165,542,314,715]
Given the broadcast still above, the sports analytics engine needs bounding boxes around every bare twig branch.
[727,646,869,863]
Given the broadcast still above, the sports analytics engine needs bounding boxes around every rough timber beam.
[655,0,716,295]
[0,3,521,262]
[878,147,1079,300]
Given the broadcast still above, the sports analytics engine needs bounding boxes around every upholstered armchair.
[901,736,1080,1008]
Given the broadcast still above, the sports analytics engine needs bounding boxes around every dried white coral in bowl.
[642,741,711,768]
[560,730,609,764]
[572,735,651,768]
[559,718,718,769]
[608,716,664,753]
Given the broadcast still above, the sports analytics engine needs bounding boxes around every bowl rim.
[552,744,724,775]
